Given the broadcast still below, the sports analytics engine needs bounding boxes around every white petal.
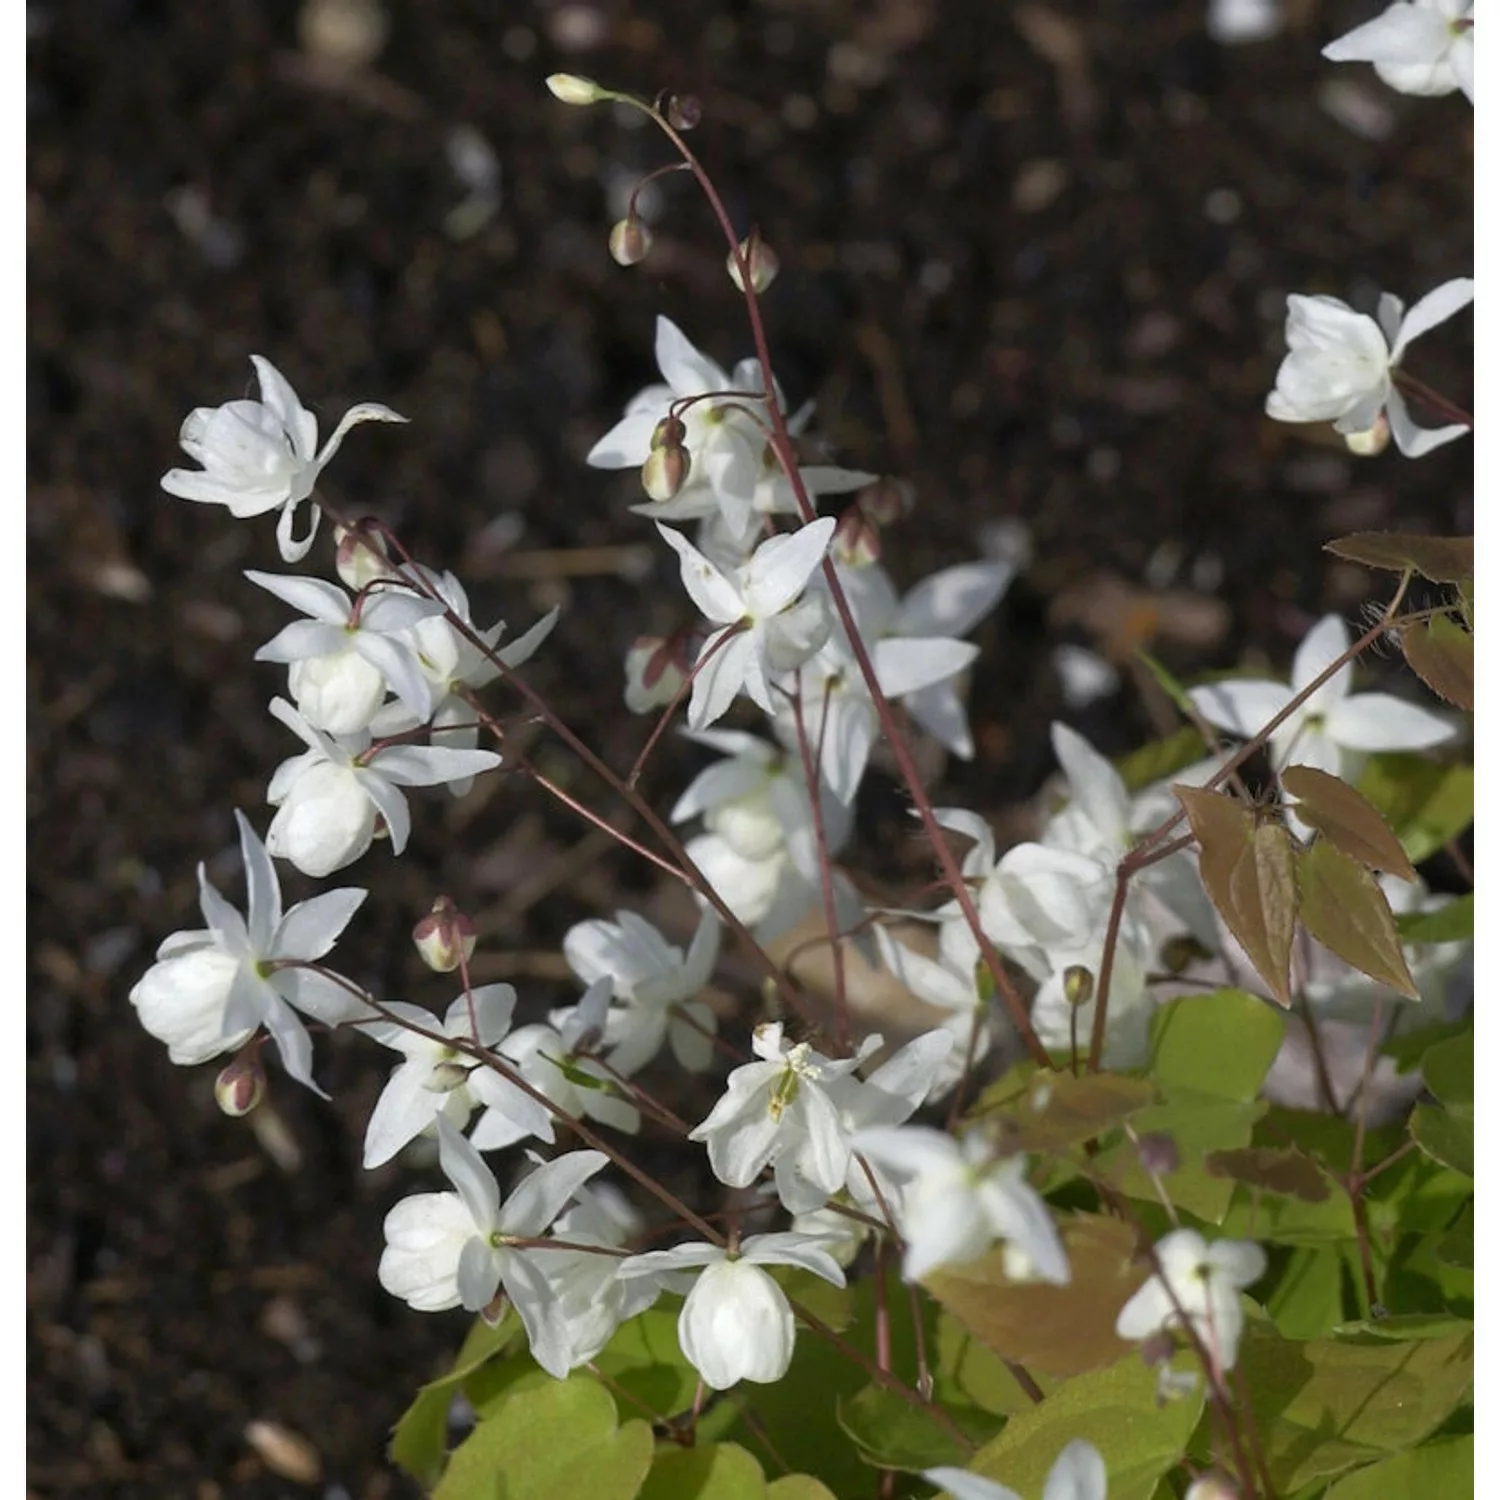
[1386,385,1471,457]
[1391,277,1475,362]
[1043,1440,1108,1500]
[923,1468,1021,1500]
[1291,614,1353,709]
[498,1149,609,1238]
[436,1114,500,1230]
[1325,693,1455,752]
[244,570,351,623]
[743,518,837,616]
[657,523,745,623]
[655,316,726,396]
[1188,679,1294,740]
[688,629,754,730]
[680,1260,793,1388]
[315,400,409,470]
[898,562,1013,638]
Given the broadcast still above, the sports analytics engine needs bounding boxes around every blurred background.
[28,0,1472,1493]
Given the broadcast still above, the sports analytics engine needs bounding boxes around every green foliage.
[1323,1435,1473,1499]
[1115,725,1207,794]
[836,1383,999,1473]
[638,1443,767,1500]
[1356,755,1473,865]
[968,1067,1157,1153]
[1395,892,1473,943]
[433,1377,653,1500]
[966,1355,1204,1500]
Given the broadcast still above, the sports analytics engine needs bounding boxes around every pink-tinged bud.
[1344,413,1390,456]
[832,507,881,567]
[1139,1331,1176,1368]
[608,215,653,267]
[665,93,703,130]
[1063,964,1094,1007]
[856,476,915,527]
[1160,933,1212,974]
[641,442,691,502]
[413,896,478,974]
[1136,1132,1179,1178]
[726,229,779,294]
[334,520,395,590]
[650,414,687,451]
[546,73,605,106]
[215,1054,267,1117]
[624,635,688,713]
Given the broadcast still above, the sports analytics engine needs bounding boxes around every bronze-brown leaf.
[1324,532,1474,584]
[1281,765,1416,882]
[1295,839,1419,999]
[1400,615,1474,712]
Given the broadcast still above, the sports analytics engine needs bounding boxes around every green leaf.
[1395,893,1473,944]
[1356,756,1473,866]
[764,1478,839,1500]
[926,1215,1146,1379]
[1266,1246,1350,1340]
[1408,1104,1473,1179]
[1324,1435,1474,1499]
[592,1304,702,1419]
[1400,615,1474,711]
[1295,838,1418,999]
[1324,532,1474,584]
[434,1377,653,1500]
[1176,788,1296,1006]
[1237,1321,1473,1491]
[1436,1204,1473,1269]
[1149,990,1286,1102]
[389,1312,518,1487]
[933,1312,1061,1416]
[967,1069,1157,1153]
[835,1383,999,1473]
[1280,764,1416,881]
[1116,725,1207,794]
[638,1443,766,1500]
[966,1354,1203,1500]
[1420,1027,1473,1114]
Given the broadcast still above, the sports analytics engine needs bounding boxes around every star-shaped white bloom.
[925,1439,1107,1500]
[616,1232,845,1389]
[874,922,993,1096]
[1323,0,1473,102]
[128,811,367,1094]
[377,1117,607,1376]
[689,1022,878,1212]
[851,1125,1071,1285]
[358,986,519,1168]
[658,518,837,729]
[246,571,444,735]
[559,909,722,1074]
[161,355,406,561]
[1265,281,1474,456]
[1115,1228,1266,1373]
[264,698,503,876]
[1187,614,1455,782]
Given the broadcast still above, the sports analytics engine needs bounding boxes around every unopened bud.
[1136,1132,1180,1178]
[1160,933,1213,975]
[215,1054,267,1117]
[832,507,881,567]
[666,93,702,130]
[334,520,395,591]
[1344,412,1390,456]
[727,230,780,294]
[1185,1474,1239,1500]
[1063,964,1094,1008]
[856,476,915,527]
[641,442,691,502]
[608,215,652,267]
[650,414,687,450]
[624,635,688,713]
[413,896,477,974]
[546,73,606,107]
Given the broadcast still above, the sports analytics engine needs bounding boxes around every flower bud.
[215,1054,267,1117]
[1136,1132,1180,1178]
[856,475,915,527]
[1063,964,1095,1008]
[1185,1474,1239,1500]
[1139,1331,1177,1369]
[650,414,687,451]
[641,442,691,502]
[1343,413,1390,456]
[1160,933,1213,975]
[608,215,652,267]
[546,73,606,106]
[832,507,881,567]
[665,93,702,130]
[413,896,477,974]
[727,230,779,294]
[624,635,688,713]
[334,520,395,591]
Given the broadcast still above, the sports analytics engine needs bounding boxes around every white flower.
[377,1117,607,1376]
[246,571,444,735]
[128,811,366,1094]
[358,986,519,1168]
[874,922,993,1096]
[851,1125,1070,1285]
[1323,0,1473,102]
[1188,613,1455,783]
[560,909,722,1073]
[689,1022,877,1213]
[1265,282,1474,456]
[264,698,502,876]
[658,518,837,729]
[926,1439,1107,1500]
[1114,1228,1266,1372]
[161,355,406,561]
[616,1232,845,1389]
[467,1019,640,1150]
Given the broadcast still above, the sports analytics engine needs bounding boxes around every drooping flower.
[851,1125,1070,1284]
[161,356,406,561]
[616,1232,846,1389]
[658,518,837,729]
[1264,282,1474,456]
[1114,1228,1266,1372]
[925,1438,1108,1500]
[377,1117,607,1377]
[1323,0,1473,102]
[128,811,367,1094]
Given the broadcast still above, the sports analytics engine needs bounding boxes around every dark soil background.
[28,1,1473,1495]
